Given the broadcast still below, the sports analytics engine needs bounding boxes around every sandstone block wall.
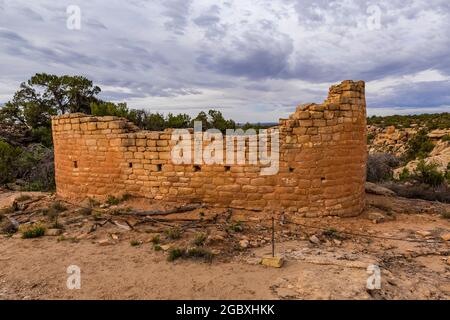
[52,80,367,217]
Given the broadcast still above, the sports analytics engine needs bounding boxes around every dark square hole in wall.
[73,161,78,168]
[193,165,201,172]
[321,177,326,181]
[225,166,231,172]
[156,164,162,172]
[129,162,133,168]
[289,167,294,173]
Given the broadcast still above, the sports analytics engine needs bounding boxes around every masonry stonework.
[52,80,367,217]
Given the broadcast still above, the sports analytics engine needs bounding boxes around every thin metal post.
[272,217,275,257]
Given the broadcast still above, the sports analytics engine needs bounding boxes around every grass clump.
[88,197,100,207]
[167,247,184,261]
[193,232,207,246]
[228,221,243,232]
[130,240,141,247]
[165,227,182,240]
[21,224,46,239]
[185,247,213,262]
[441,211,450,219]
[322,228,344,240]
[150,234,160,244]
[106,194,132,206]
[51,201,67,212]
[153,244,162,251]
[106,195,120,206]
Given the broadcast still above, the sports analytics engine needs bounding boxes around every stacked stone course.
[52,80,367,217]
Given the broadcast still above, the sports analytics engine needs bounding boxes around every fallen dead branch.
[122,204,204,216]
[88,218,112,234]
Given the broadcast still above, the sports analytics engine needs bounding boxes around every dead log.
[123,204,204,216]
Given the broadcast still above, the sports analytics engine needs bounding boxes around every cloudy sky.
[1,0,450,122]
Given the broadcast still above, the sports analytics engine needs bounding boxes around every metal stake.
[272,216,275,257]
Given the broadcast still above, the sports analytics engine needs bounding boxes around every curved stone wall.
[52,80,367,217]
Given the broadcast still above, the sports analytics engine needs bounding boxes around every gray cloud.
[0,0,449,122]
[161,0,193,35]
[368,80,450,109]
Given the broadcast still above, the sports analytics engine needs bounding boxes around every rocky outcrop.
[393,140,450,178]
[368,125,450,176]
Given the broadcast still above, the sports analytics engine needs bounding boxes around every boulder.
[0,218,18,234]
[365,182,396,197]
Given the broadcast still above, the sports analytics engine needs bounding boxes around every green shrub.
[17,144,55,192]
[153,244,162,251]
[413,160,445,187]
[442,134,450,142]
[21,224,46,239]
[404,130,435,162]
[0,141,22,184]
[441,212,450,219]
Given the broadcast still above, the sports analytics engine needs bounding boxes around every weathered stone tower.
[52,80,367,217]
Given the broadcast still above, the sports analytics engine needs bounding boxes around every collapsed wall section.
[52,80,367,217]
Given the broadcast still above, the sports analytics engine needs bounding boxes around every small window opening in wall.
[225,166,231,172]
[289,167,294,173]
[321,177,326,181]
[193,165,201,172]
[129,162,133,168]
[156,164,162,172]
[73,161,78,168]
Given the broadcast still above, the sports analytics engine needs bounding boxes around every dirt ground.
[0,190,449,300]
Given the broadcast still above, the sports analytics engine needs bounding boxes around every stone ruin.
[51,80,367,217]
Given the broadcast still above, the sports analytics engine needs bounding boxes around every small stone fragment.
[309,235,320,244]
[440,233,450,241]
[261,256,284,268]
[46,228,62,236]
[416,230,431,237]
[239,239,249,248]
